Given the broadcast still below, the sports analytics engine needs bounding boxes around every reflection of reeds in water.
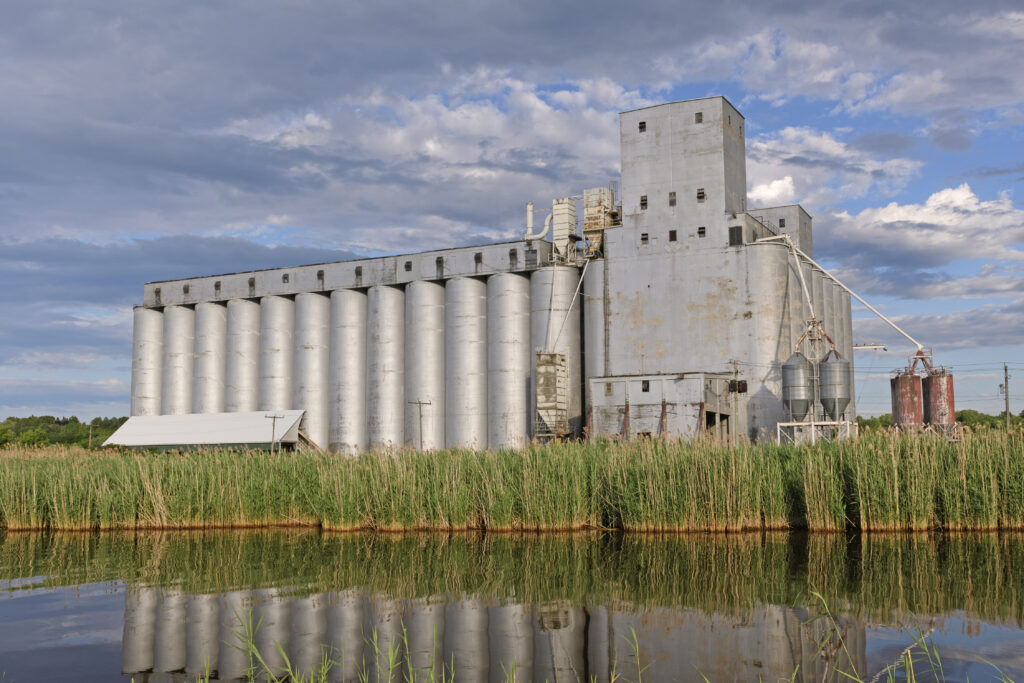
[3,531,1024,626]
[2,432,1024,532]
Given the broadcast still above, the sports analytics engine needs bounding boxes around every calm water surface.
[1,531,1022,682]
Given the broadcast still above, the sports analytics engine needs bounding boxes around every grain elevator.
[118,96,868,451]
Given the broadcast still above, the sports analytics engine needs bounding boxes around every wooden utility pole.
[1006,364,1012,432]
[408,400,431,451]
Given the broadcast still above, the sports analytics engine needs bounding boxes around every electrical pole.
[1006,364,1012,432]
[408,400,431,451]
[265,414,284,454]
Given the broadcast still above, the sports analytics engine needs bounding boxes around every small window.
[154,287,162,305]
[728,115,732,125]
[316,270,325,288]
[640,195,648,210]
[214,281,221,296]
[604,382,613,396]
[282,273,289,284]
[695,112,703,124]
[778,218,786,228]
[668,191,676,207]
[354,266,363,285]
[435,257,444,279]
[404,261,412,272]
[728,226,743,246]
[182,284,190,296]
[248,278,256,297]
[508,249,518,269]
[696,188,706,202]
[668,229,677,242]
[640,232,649,245]
[638,121,646,133]
[641,380,650,392]
[697,226,706,238]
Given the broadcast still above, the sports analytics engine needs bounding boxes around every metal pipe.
[760,235,924,351]
[131,307,163,416]
[161,305,195,415]
[330,289,368,454]
[193,302,227,414]
[225,298,261,412]
[294,293,330,449]
[524,208,552,241]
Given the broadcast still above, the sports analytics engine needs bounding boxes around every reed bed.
[4,530,1024,626]
[1,431,1022,532]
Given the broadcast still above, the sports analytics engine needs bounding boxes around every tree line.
[0,415,128,448]
[856,409,1024,431]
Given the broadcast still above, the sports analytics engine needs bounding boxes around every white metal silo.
[131,306,164,416]
[330,289,368,454]
[122,586,158,674]
[153,588,187,672]
[405,281,446,450]
[294,293,330,449]
[444,598,489,681]
[405,596,445,680]
[217,590,253,680]
[326,589,365,681]
[488,602,534,683]
[530,266,583,437]
[192,302,227,414]
[185,593,220,677]
[366,285,405,450]
[290,593,328,679]
[486,273,531,449]
[259,295,295,412]
[446,277,488,449]
[161,305,195,415]
[225,298,261,412]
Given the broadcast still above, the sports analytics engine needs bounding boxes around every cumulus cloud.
[747,127,922,208]
[854,298,1024,351]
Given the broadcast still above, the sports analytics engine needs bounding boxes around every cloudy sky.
[1,0,1023,418]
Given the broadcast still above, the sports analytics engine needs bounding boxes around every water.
[1,531,1023,682]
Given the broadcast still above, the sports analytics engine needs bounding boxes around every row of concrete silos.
[130,266,583,452]
[123,587,602,682]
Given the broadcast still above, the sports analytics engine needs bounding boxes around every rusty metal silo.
[923,370,955,426]
[891,371,923,427]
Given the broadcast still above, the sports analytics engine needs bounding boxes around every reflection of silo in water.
[444,598,489,681]
[218,591,253,681]
[788,607,867,681]
[186,593,220,677]
[405,596,445,681]
[122,586,158,674]
[534,603,586,683]
[291,593,328,679]
[153,588,187,672]
[254,588,291,676]
[488,602,533,683]
[366,595,405,682]
[587,605,611,683]
[327,590,365,683]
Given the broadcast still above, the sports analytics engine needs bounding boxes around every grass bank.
[0,432,1022,532]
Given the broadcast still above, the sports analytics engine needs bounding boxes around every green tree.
[17,426,49,446]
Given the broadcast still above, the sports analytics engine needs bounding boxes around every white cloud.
[748,176,796,205]
[747,127,921,208]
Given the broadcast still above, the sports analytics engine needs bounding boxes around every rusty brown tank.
[923,370,955,425]
[891,371,923,427]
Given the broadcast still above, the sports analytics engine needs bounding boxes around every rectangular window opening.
[696,188,706,202]
[638,121,646,133]
[154,287,162,305]
[214,281,222,296]
[316,270,325,289]
[728,226,743,246]
[640,232,649,245]
[281,273,289,283]
[247,278,256,297]
[640,195,648,210]
[354,266,363,286]
[697,226,706,238]
[641,380,650,392]
[435,257,444,279]
[182,284,190,296]
[695,112,703,124]
[668,229,677,242]
[508,249,518,269]
[404,260,412,272]
[778,218,786,228]
[668,191,676,207]
[604,382,613,396]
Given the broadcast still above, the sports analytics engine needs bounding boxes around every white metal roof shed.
[103,410,305,448]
